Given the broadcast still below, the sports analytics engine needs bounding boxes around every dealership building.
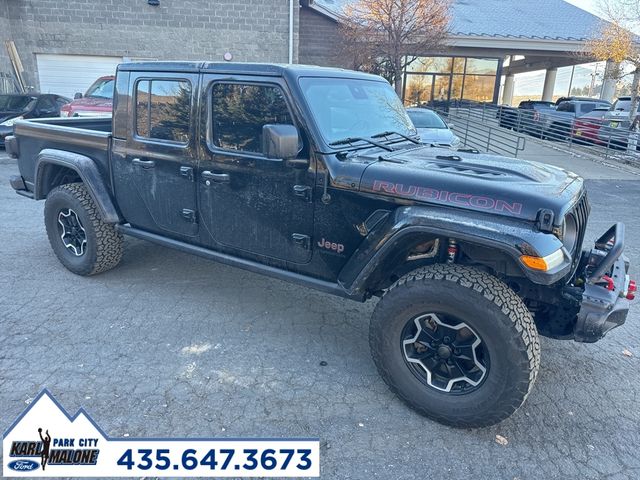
[0,0,614,105]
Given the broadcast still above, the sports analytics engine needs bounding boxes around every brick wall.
[4,0,299,90]
[298,7,344,67]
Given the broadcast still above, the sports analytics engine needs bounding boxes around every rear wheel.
[370,264,540,428]
[44,182,123,276]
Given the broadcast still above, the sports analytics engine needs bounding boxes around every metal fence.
[436,100,640,165]
[432,103,527,157]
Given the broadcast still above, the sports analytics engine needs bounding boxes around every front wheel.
[369,264,540,428]
[44,182,123,276]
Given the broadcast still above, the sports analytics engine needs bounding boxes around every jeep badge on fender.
[7,61,635,428]
[317,238,345,254]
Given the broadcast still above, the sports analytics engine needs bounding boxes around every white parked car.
[406,107,461,147]
[604,96,639,123]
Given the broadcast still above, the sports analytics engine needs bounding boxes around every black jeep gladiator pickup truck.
[7,62,634,428]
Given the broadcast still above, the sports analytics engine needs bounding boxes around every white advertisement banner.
[3,390,320,477]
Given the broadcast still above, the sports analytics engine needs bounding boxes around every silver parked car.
[406,107,461,147]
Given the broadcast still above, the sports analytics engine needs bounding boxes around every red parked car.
[60,76,114,117]
[571,107,610,144]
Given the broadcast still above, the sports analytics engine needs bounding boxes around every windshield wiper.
[371,131,420,144]
[328,137,394,152]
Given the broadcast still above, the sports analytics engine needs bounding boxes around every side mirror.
[262,124,300,160]
[74,92,83,99]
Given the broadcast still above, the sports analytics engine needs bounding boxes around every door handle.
[132,158,155,169]
[293,185,312,202]
[202,171,230,183]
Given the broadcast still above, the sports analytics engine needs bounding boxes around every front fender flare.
[34,149,121,223]
[338,205,570,296]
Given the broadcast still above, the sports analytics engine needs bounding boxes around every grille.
[572,192,590,254]
[567,192,590,276]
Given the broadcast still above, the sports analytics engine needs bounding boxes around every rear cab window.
[557,103,575,113]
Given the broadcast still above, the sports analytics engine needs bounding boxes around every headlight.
[553,214,579,254]
[451,135,461,147]
[0,116,23,127]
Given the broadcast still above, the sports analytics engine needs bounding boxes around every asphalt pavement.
[1,150,639,479]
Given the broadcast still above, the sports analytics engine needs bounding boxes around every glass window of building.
[402,55,499,105]
[465,58,499,75]
[461,75,496,102]
[407,56,453,74]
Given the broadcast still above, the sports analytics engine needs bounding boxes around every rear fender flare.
[338,205,568,295]
[34,149,121,223]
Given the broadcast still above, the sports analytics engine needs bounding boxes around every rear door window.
[135,79,191,143]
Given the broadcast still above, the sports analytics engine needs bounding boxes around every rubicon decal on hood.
[372,181,523,215]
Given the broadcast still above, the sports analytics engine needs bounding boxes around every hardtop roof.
[117,61,383,81]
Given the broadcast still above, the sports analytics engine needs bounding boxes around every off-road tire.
[44,182,123,276]
[370,264,540,428]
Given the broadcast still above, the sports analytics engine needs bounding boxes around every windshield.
[299,77,416,144]
[0,95,37,112]
[407,109,447,129]
[85,78,115,99]
[612,98,634,111]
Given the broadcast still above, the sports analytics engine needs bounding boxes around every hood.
[358,146,583,223]
[416,128,457,145]
[68,97,113,111]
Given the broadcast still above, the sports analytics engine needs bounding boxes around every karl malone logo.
[4,390,103,475]
[9,427,98,471]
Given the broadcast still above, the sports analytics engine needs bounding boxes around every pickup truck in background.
[6,62,635,428]
[59,75,115,118]
[539,99,611,140]
[497,100,556,134]
[571,107,611,144]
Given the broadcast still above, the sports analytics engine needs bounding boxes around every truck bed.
[10,117,112,196]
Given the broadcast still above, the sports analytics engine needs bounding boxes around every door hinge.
[293,184,312,202]
[180,166,194,182]
[181,209,197,223]
[292,233,311,250]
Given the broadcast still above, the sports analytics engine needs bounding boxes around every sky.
[564,0,604,18]
[511,0,631,98]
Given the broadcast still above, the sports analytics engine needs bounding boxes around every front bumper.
[574,223,633,342]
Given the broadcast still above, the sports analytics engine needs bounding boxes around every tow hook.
[627,279,637,300]
[599,275,636,300]
[600,275,615,291]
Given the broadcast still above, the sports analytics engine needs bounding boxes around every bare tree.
[583,1,640,149]
[337,0,451,95]
[585,1,640,117]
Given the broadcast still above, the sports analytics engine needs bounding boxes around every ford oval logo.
[8,459,39,471]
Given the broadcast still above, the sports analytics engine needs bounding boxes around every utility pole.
[589,64,601,97]
[567,65,575,96]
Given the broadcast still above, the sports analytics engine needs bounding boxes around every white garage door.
[36,54,123,98]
